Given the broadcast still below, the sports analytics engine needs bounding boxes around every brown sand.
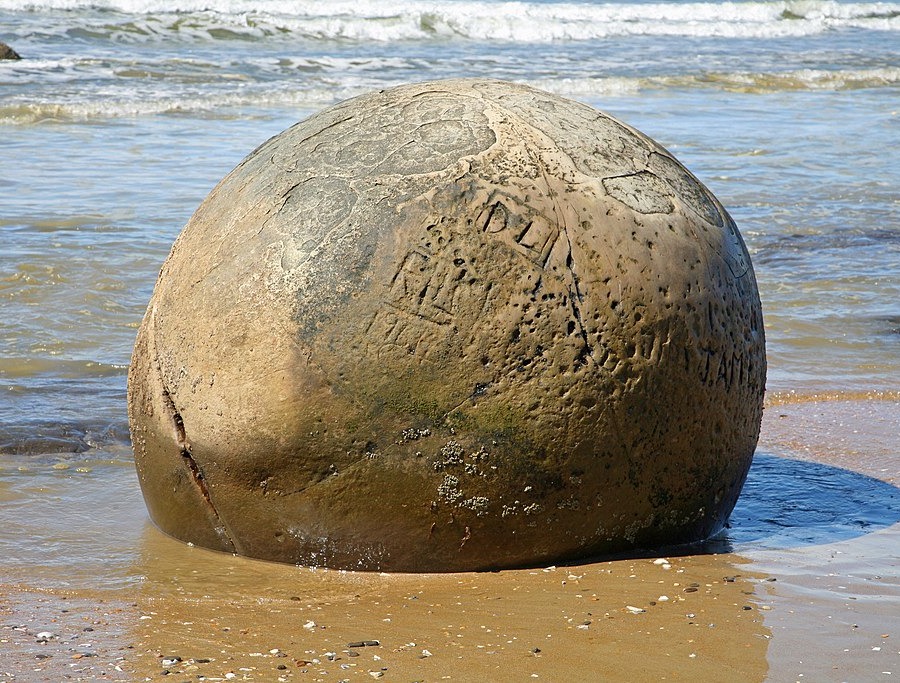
[1,394,897,682]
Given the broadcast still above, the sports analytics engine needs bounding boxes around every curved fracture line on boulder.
[163,387,238,554]
[149,311,238,552]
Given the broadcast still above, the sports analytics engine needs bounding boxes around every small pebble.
[625,606,646,614]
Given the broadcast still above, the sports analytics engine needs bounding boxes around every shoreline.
[1,393,898,681]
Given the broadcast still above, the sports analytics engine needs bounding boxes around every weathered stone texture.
[128,79,766,571]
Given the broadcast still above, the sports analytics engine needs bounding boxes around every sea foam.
[1,0,897,43]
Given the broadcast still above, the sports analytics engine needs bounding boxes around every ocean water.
[1,0,898,459]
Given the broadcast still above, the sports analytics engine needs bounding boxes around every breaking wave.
[2,0,898,43]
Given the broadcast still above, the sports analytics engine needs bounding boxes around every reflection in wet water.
[129,511,771,682]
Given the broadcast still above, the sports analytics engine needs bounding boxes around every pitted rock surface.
[128,79,766,571]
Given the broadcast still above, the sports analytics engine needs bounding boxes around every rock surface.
[128,79,765,571]
[0,41,21,60]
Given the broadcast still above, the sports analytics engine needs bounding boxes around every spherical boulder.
[128,79,765,572]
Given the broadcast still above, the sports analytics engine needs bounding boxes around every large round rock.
[128,79,765,571]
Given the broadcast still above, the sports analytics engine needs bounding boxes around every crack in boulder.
[160,386,237,552]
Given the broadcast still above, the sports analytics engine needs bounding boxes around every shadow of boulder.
[710,452,900,552]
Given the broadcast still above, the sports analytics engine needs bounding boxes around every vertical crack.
[505,115,597,368]
[160,386,237,552]
[560,235,592,359]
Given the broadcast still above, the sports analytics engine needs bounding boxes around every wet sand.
[1,394,898,682]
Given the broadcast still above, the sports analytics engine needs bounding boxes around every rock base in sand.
[128,79,766,571]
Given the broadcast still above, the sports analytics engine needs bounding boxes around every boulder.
[0,41,21,60]
[128,79,766,571]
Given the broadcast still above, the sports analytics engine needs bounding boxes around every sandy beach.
[2,393,897,682]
